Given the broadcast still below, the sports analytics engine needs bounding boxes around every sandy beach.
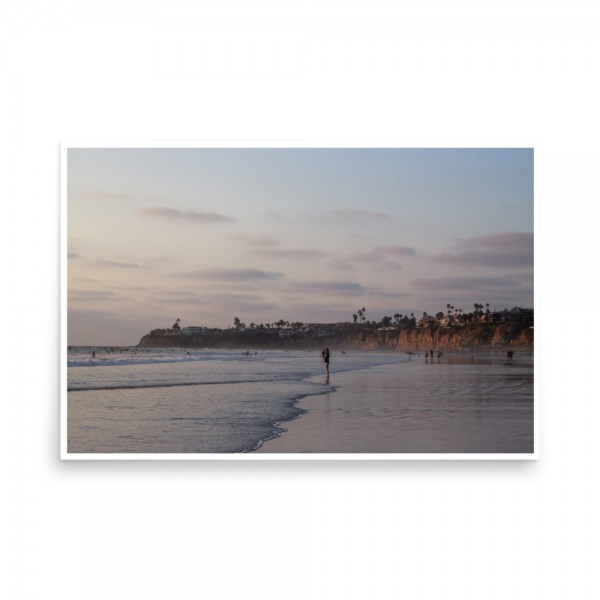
[254,358,534,454]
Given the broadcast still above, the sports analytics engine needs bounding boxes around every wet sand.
[254,359,534,455]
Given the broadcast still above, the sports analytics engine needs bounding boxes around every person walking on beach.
[321,347,330,376]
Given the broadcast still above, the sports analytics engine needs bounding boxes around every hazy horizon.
[66,147,533,346]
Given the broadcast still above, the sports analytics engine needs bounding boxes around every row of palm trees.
[352,302,494,329]
[171,301,513,335]
[234,317,307,331]
[232,302,495,332]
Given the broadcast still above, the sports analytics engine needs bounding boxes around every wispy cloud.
[137,207,234,223]
[68,276,99,284]
[435,232,533,269]
[368,289,410,300]
[327,244,416,272]
[327,258,357,272]
[147,289,281,322]
[286,280,365,295]
[350,244,416,263]
[201,294,277,313]
[156,289,275,308]
[249,248,327,260]
[140,255,178,270]
[233,233,326,261]
[412,275,526,292]
[171,268,284,282]
[86,259,142,269]
[232,233,281,247]
[320,209,391,223]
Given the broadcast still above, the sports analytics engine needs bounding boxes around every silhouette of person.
[321,347,330,376]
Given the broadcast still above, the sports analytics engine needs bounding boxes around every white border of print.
[60,140,538,461]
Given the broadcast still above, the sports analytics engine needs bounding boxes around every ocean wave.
[66,349,402,394]
[67,350,267,368]
[68,377,275,392]
[68,355,208,368]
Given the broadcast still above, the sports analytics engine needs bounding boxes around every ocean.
[66,347,400,453]
[65,347,534,455]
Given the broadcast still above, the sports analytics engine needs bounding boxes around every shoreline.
[249,368,366,453]
[253,355,534,454]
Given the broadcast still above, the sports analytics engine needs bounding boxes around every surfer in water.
[321,347,330,376]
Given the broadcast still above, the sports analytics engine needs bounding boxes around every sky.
[66,147,533,345]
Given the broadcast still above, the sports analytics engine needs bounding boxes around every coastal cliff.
[137,323,533,352]
[350,323,533,351]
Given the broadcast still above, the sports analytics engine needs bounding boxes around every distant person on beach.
[321,347,330,376]
[91,351,95,359]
